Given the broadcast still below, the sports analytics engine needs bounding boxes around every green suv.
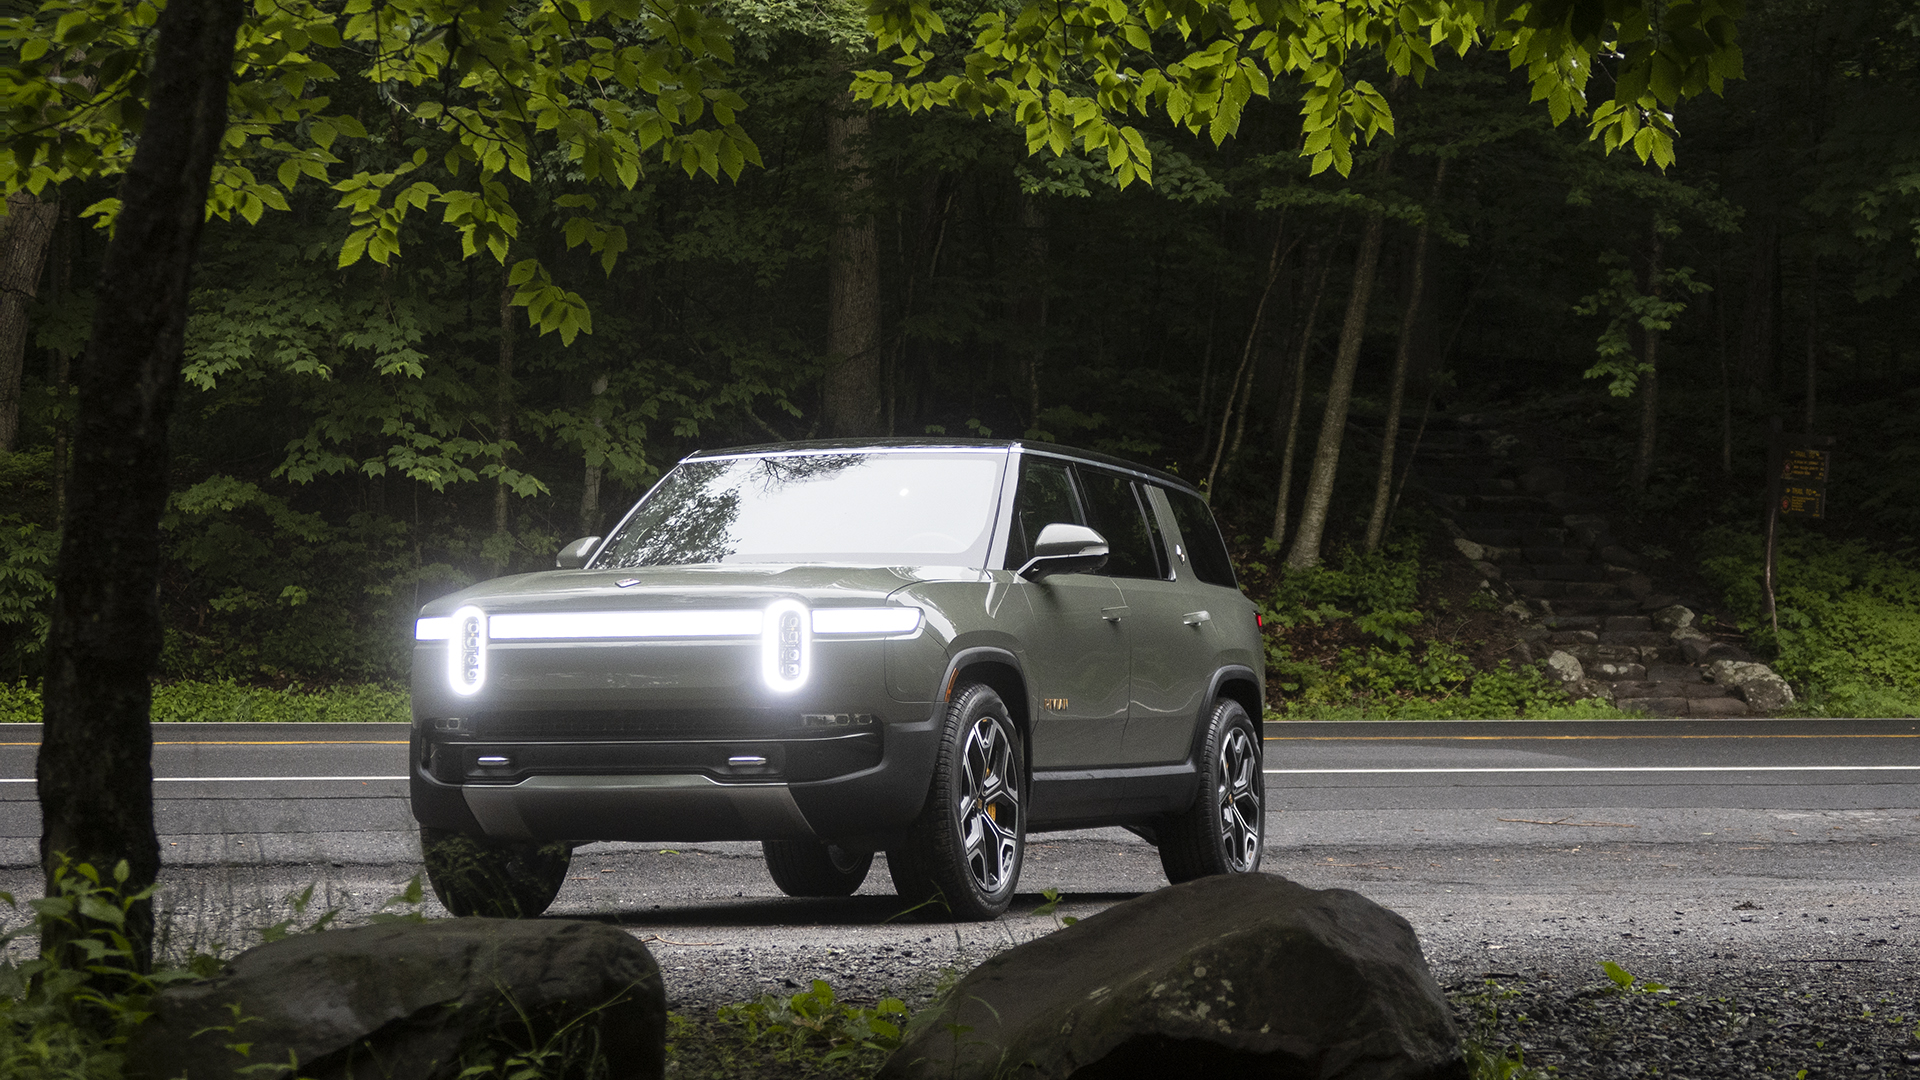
[410,440,1265,920]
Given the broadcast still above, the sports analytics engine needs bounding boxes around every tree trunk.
[1804,253,1817,434]
[37,0,243,973]
[492,271,514,574]
[1365,159,1445,552]
[822,87,881,437]
[1284,207,1388,570]
[580,371,609,536]
[0,190,61,452]
[1736,221,1775,410]
[1015,191,1047,431]
[1632,230,1663,491]
[1205,218,1287,492]
[1269,253,1334,546]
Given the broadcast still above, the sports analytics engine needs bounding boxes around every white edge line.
[0,776,410,784]
[1264,765,1920,774]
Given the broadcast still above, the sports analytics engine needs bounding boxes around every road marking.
[1263,734,1920,741]
[1265,765,1920,774]
[0,776,409,784]
[0,740,408,747]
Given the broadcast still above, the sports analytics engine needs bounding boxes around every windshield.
[593,450,1008,568]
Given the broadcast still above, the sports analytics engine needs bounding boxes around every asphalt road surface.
[2,718,1916,1010]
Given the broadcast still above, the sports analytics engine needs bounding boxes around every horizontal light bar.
[423,612,763,640]
[811,607,922,635]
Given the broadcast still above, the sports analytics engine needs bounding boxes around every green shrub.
[1700,527,1920,717]
[0,680,409,723]
[1249,537,1637,720]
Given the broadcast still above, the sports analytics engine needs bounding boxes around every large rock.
[880,875,1463,1080]
[1452,536,1486,561]
[1707,660,1796,712]
[1650,604,1695,631]
[129,919,665,1080]
[1543,650,1585,686]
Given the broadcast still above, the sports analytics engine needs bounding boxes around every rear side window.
[1161,487,1237,588]
[1078,469,1166,580]
[1003,458,1083,570]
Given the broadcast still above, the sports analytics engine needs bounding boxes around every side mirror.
[555,536,602,569]
[1018,523,1109,580]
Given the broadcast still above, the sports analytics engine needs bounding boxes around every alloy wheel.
[1214,725,1262,871]
[956,714,1020,894]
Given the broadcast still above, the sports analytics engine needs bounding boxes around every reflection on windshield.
[594,452,1006,568]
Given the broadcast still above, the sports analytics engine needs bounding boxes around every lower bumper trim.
[463,773,818,843]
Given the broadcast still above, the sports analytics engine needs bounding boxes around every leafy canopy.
[855,0,1746,183]
[1,0,762,343]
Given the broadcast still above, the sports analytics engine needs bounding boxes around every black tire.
[886,682,1026,921]
[1159,698,1264,884]
[420,826,572,918]
[762,840,874,897]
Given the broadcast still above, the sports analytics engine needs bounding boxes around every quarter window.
[1161,487,1238,588]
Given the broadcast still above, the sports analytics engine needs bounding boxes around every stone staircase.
[1392,416,1793,717]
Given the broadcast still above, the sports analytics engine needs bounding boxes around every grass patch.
[0,679,408,723]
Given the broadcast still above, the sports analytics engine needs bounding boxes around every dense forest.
[1,0,1916,715]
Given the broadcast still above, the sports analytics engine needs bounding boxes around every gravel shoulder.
[4,813,1915,1077]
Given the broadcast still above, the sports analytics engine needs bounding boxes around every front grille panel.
[468,708,797,741]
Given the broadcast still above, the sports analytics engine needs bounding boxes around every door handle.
[1101,606,1129,622]
[1182,610,1211,626]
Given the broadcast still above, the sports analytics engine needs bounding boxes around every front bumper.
[408,706,942,847]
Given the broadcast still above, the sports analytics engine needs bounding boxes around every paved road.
[3,718,1916,1008]
[2,718,1916,864]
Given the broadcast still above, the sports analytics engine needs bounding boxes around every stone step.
[1548,598,1646,617]
[1520,563,1608,582]
[1540,615,1602,632]
[1609,680,1738,700]
[1542,492,1608,513]
[1614,695,1749,718]
[1604,615,1653,632]
[1598,630,1674,650]
[1464,494,1543,512]
[1645,664,1704,682]
[1452,512,1561,530]
[1522,547,1593,565]
[1461,528,1523,547]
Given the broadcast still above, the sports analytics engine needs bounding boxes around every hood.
[418,564,984,618]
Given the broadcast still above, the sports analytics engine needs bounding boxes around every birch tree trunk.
[1270,253,1334,546]
[1284,208,1388,569]
[492,271,514,573]
[37,0,243,973]
[1364,159,1445,551]
[1632,230,1663,491]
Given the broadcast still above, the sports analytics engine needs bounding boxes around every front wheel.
[763,840,873,897]
[1158,698,1264,884]
[887,682,1026,921]
[420,827,572,918]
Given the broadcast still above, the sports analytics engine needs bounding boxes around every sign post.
[1763,421,1836,635]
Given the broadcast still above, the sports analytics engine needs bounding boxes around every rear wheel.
[1158,698,1264,884]
[887,682,1025,921]
[762,840,873,897]
[420,827,571,917]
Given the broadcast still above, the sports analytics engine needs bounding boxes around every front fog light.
[761,599,811,692]
[449,605,488,696]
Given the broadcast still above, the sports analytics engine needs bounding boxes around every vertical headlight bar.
[449,605,488,696]
[761,599,810,692]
